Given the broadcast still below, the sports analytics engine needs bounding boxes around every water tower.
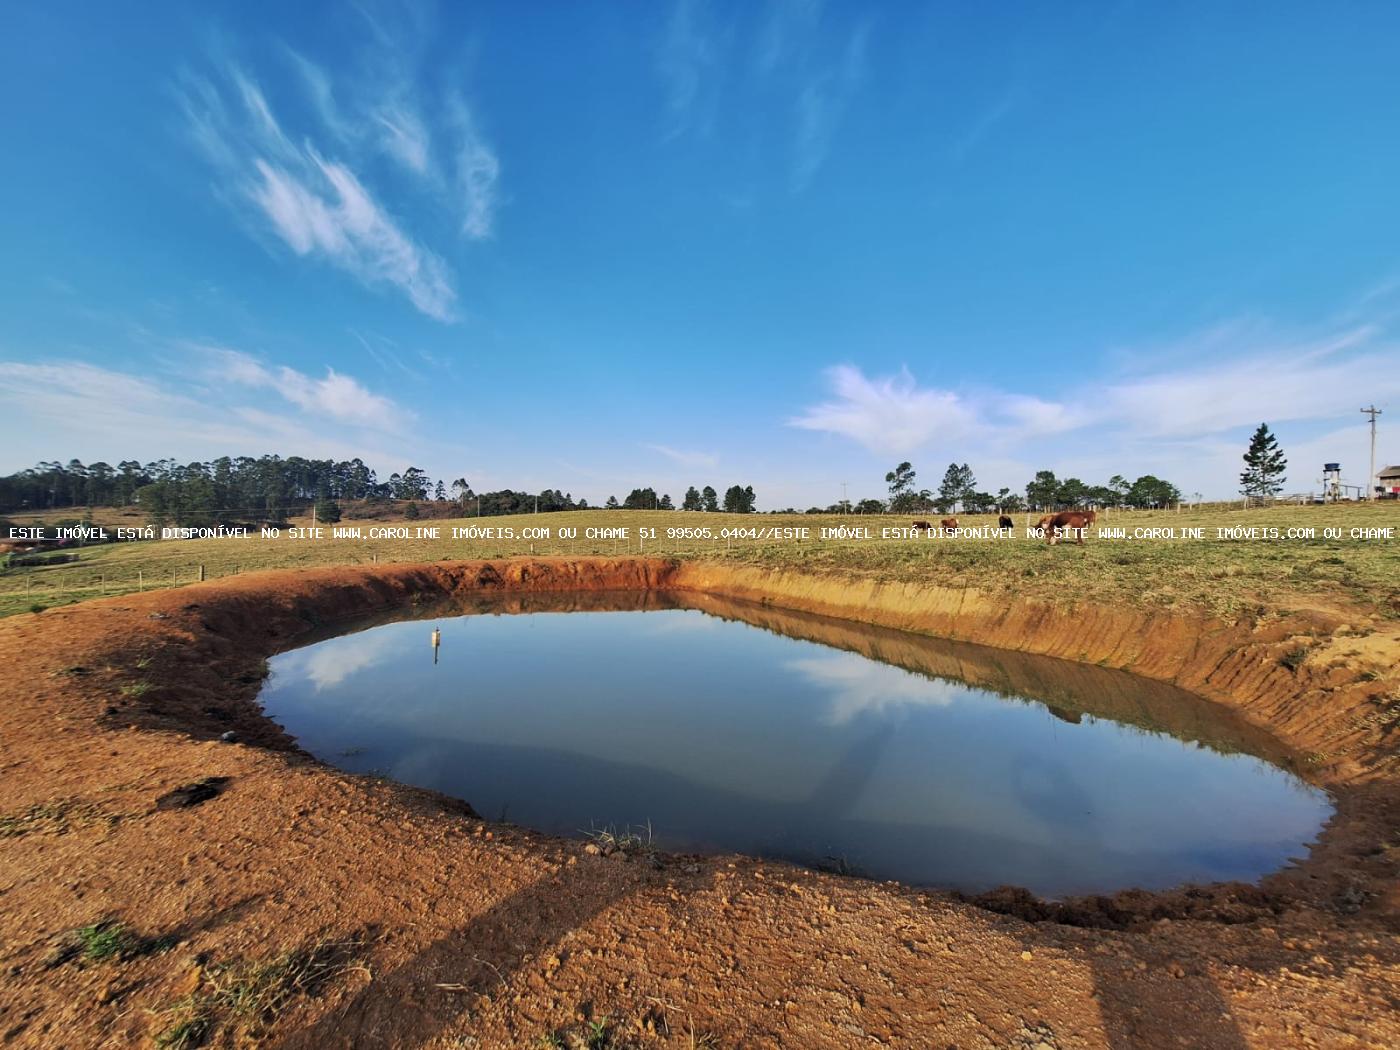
[1322,462,1342,502]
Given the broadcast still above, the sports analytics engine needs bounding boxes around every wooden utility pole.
[1361,406,1382,499]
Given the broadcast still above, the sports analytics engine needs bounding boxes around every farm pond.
[258,592,1331,897]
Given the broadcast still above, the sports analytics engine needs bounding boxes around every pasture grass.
[1,502,1396,620]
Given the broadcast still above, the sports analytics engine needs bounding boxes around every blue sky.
[2,1,1398,506]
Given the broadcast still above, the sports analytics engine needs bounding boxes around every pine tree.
[886,462,916,501]
[1239,423,1287,499]
[936,463,975,513]
[1025,470,1058,510]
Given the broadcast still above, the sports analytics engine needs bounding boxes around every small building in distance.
[1377,465,1400,498]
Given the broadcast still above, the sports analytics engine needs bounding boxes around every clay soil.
[0,558,1397,1049]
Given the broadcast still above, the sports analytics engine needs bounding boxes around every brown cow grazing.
[998,515,1014,530]
[1045,510,1094,545]
[1034,515,1052,533]
[911,520,932,532]
[940,517,959,530]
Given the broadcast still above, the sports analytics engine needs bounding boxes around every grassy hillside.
[2,502,1396,620]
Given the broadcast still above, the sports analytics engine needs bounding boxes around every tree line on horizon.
[601,485,756,514]
[0,456,591,527]
[3,444,1272,529]
[0,424,1300,527]
[771,462,1183,517]
[0,456,765,527]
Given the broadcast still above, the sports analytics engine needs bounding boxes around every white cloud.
[448,97,500,240]
[282,35,500,240]
[200,346,407,431]
[999,394,1079,436]
[789,320,1400,498]
[243,142,457,320]
[0,360,407,473]
[789,365,978,455]
[1097,327,1391,437]
[374,105,432,174]
[755,0,824,77]
[952,90,1018,163]
[645,443,719,469]
[792,23,868,190]
[180,27,500,319]
[658,0,719,139]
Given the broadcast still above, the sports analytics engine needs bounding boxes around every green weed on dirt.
[153,937,365,1048]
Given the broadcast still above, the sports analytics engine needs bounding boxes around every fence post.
[100,575,105,594]
[199,564,206,582]
[138,570,143,591]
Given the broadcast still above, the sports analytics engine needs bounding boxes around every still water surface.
[259,594,1330,896]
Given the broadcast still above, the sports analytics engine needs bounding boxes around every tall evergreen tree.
[1239,423,1287,499]
[936,463,975,513]
[1025,470,1059,510]
[885,462,916,502]
[701,485,719,512]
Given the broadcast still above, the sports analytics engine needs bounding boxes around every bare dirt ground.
[0,559,1397,1049]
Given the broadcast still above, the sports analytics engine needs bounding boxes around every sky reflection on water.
[260,600,1331,896]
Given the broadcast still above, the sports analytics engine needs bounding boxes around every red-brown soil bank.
[0,558,1396,1049]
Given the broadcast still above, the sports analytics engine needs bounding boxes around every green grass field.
[2,502,1396,620]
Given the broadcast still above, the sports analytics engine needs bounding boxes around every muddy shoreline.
[1,557,1397,1048]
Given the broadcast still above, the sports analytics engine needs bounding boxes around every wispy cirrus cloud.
[790,21,869,190]
[1097,325,1384,438]
[374,104,432,175]
[645,443,719,469]
[952,88,1019,163]
[178,8,501,318]
[179,65,459,320]
[447,96,501,240]
[658,0,724,140]
[657,0,869,187]
[284,39,500,240]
